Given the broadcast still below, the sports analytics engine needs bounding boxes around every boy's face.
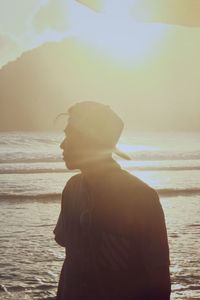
[60,124,83,170]
[60,124,99,170]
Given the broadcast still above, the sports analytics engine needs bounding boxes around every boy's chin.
[64,159,79,171]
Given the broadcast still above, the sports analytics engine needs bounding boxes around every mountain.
[0,38,83,131]
[0,35,199,131]
[0,37,129,131]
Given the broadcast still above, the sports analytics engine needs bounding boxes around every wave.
[1,188,200,201]
[157,188,200,197]
[0,193,61,201]
[0,157,62,164]
[1,156,200,164]
[1,165,200,174]
[127,166,200,171]
[0,168,68,174]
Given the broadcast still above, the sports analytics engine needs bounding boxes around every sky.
[1,0,200,68]
[0,0,200,131]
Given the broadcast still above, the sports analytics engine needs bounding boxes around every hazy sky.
[0,0,200,131]
[1,0,200,67]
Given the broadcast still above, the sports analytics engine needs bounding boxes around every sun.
[70,0,168,64]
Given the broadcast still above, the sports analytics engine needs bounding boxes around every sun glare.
[70,0,168,64]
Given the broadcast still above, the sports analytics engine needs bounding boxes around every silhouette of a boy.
[54,101,171,300]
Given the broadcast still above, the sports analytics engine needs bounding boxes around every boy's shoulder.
[107,168,157,198]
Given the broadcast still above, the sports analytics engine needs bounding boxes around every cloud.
[0,0,49,67]
[33,0,69,33]
[0,0,71,68]
[76,0,104,12]
[77,0,200,27]
[130,0,200,27]
[0,0,44,35]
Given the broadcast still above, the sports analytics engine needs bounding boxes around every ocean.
[0,131,200,299]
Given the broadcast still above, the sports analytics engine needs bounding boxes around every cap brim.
[113,147,131,160]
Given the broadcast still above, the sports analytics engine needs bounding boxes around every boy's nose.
[60,140,65,150]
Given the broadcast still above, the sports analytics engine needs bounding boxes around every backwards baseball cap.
[67,101,131,160]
